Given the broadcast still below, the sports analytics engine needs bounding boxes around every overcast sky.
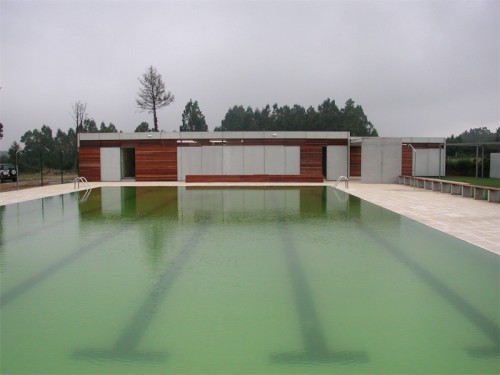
[0,0,498,148]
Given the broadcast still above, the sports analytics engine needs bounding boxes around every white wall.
[202,146,223,175]
[361,138,402,183]
[264,146,285,174]
[326,145,348,180]
[415,148,445,176]
[177,147,202,180]
[100,148,121,181]
[223,146,244,175]
[285,147,300,174]
[490,153,500,178]
[177,145,300,180]
[243,146,265,174]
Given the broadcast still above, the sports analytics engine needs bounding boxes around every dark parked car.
[0,163,17,182]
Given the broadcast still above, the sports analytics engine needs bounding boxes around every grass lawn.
[438,176,500,188]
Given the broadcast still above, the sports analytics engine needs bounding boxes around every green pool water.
[1,186,498,374]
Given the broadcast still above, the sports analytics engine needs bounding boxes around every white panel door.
[100,148,121,181]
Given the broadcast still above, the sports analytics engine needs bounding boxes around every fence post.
[475,146,479,178]
[40,150,44,187]
[481,145,484,178]
[60,150,64,184]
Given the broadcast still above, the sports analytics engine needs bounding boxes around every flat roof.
[79,132,446,144]
[79,131,351,141]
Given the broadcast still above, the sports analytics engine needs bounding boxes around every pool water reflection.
[1,186,498,374]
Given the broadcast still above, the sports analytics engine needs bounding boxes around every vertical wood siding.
[349,146,361,176]
[401,146,413,175]
[135,145,177,181]
[78,148,101,181]
[300,141,323,176]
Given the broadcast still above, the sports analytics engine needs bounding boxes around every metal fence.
[0,149,78,192]
[445,143,500,178]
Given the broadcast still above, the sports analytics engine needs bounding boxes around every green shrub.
[446,157,490,177]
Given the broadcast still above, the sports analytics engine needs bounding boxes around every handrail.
[73,177,92,202]
[333,175,349,188]
[73,176,90,190]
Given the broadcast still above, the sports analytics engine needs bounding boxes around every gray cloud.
[1,0,498,147]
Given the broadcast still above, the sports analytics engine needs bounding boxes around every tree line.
[446,126,499,144]
[446,126,499,159]
[214,98,377,135]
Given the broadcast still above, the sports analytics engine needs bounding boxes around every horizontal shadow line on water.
[1,190,178,308]
[73,223,208,363]
[270,225,369,365]
[357,220,500,353]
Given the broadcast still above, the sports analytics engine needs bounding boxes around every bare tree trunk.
[71,101,87,177]
[153,105,158,132]
[136,66,174,132]
[72,101,87,134]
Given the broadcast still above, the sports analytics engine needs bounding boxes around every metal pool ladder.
[73,176,90,189]
[333,175,349,188]
[73,176,92,201]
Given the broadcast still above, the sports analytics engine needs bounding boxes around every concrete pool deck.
[0,180,498,255]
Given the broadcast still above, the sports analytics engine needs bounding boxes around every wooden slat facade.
[349,146,361,176]
[78,148,101,181]
[401,146,413,175]
[300,141,323,177]
[135,145,177,181]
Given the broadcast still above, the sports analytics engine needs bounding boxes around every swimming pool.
[1,186,498,374]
